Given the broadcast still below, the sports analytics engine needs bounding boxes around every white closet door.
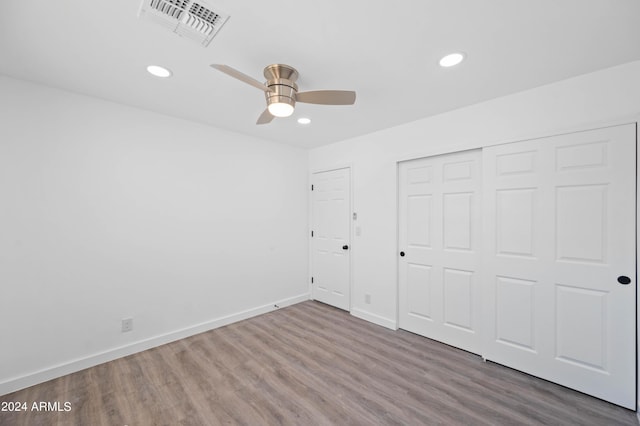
[311,168,351,311]
[398,150,483,354]
[482,124,636,409]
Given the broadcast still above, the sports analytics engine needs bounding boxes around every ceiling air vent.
[138,0,229,47]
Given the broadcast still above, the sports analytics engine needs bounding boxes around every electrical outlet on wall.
[121,318,133,333]
[365,294,371,304]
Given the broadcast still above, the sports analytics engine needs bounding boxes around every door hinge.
[311,184,314,191]
[311,277,314,283]
[311,230,314,237]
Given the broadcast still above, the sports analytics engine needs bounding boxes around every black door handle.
[618,276,631,285]
[400,251,405,257]
[342,245,349,250]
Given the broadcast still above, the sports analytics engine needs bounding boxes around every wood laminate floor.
[1,301,637,425]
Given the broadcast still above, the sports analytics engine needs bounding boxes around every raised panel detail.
[443,161,473,181]
[443,268,473,331]
[556,185,607,263]
[408,166,432,185]
[443,192,472,251]
[407,264,432,320]
[556,284,607,371]
[496,189,536,257]
[331,175,346,190]
[407,195,431,247]
[316,200,329,239]
[329,198,347,238]
[556,142,607,171]
[496,276,536,352]
[496,151,535,176]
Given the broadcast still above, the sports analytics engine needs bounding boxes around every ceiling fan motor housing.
[265,79,298,110]
[263,64,299,111]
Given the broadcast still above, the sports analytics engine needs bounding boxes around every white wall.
[309,60,640,329]
[0,76,309,394]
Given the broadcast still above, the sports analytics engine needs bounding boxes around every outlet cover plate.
[122,318,133,333]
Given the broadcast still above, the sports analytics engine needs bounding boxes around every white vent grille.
[138,0,229,47]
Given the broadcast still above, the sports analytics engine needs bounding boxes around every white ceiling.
[1,0,639,149]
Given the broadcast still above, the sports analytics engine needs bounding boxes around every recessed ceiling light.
[146,65,172,78]
[297,117,311,125]
[439,53,465,68]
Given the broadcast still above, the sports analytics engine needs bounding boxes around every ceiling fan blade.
[256,109,274,125]
[210,64,273,93]
[296,90,356,105]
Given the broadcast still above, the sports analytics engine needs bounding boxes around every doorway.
[398,124,636,408]
[311,167,351,311]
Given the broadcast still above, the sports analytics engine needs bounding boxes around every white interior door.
[398,150,483,354]
[482,124,636,409]
[311,168,351,311]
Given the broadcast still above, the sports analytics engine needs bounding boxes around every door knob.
[400,251,405,257]
[342,245,349,250]
[617,276,631,285]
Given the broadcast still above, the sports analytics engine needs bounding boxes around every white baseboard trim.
[350,307,397,330]
[0,293,310,396]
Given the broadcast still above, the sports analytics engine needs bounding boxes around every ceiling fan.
[210,63,356,125]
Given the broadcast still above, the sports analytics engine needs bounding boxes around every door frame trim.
[395,116,640,165]
[634,120,639,413]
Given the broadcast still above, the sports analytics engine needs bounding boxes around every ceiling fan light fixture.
[439,52,465,67]
[268,101,294,117]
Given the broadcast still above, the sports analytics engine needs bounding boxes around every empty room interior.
[2,1,640,424]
